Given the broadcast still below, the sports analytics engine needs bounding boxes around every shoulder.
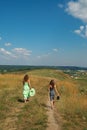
[28,79,30,82]
[49,84,52,87]
[54,84,56,88]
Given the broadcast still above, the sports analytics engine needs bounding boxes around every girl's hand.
[57,95,60,100]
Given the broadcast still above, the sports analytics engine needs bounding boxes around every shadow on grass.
[18,98,24,103]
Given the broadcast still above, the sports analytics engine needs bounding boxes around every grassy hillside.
[0,69,87,130]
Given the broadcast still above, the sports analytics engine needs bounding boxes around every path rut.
[46,100,61,130]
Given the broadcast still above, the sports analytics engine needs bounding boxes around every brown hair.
[23,74,29,84]
[49,80,55,88]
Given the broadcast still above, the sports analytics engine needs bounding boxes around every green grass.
[0,73,48,130]
[0,69,87,130]
[29,69,70,80]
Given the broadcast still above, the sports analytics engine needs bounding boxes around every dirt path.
[46,100,61,130]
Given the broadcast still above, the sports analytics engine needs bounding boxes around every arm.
[28,79,31,89]
[48,84,51,92]
[54,85,60,96]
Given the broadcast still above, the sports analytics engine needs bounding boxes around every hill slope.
[0,69,87,130]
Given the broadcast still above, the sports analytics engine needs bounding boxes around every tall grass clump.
[55,79,87,130]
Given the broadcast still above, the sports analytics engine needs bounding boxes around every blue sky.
[0,0,87,67]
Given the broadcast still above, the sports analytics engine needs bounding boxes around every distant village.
[0,65,87,79]
[63,69,87,79]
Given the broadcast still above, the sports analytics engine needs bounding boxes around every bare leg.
[50,100,54,109]
[26,98,29,101]
[24,99,27,103]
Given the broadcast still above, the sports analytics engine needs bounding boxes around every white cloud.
[0,48,11,55]
[64,0,87,38]
[37,53,50,59]
[37,56,41,59]
[80,26,84,30]
[37,49,58,60]
[85,25,87,37]
[0,47,32,61]
[12,48,32,56]
[74,29,81,34]
[5,42,12,46]
[53,48,58,52]
[74,25,87,38]
[58,4,64,8]
[0,37,2,40]
[65,0,87,22]
[0,48,17,59]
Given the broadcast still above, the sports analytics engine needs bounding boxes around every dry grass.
[0,69,87,130]
[0,73,48,130]
[55,78,87,130]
